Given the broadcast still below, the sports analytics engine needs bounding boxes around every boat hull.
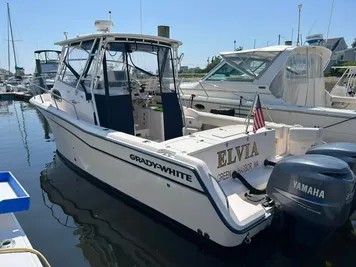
[33,104,272,247]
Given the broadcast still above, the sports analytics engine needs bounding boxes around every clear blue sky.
[0,0,355,73]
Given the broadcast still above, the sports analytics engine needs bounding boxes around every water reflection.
[13,101,31,165]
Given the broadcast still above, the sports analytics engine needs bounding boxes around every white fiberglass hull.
[31,100,272,248]
[180,95,356,143]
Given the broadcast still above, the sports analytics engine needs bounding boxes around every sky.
[0,0,355,73]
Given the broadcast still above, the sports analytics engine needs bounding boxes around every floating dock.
[0,92,32,101]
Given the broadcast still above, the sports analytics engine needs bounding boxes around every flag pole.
[245,92,258,134]
[261,98,274,122]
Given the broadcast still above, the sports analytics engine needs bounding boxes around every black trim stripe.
[33,103,270,235]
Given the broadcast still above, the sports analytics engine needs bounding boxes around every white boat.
[329,66,356,100]
[30,50,61,96]
[30,20,356,248]
[179,45,356,143]
[0,171,48,266]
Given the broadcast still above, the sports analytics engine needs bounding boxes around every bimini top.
[55,33,183,48]
[34,49,61,54]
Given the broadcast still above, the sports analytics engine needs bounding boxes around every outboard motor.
[306,142,356,214]
[267,154,355,246]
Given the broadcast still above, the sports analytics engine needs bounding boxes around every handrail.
[29,77,79,119]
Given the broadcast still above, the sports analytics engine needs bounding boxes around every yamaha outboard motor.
[267,154,355,246]
[306,142,356,213]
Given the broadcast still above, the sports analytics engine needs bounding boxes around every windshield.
[209,51,280,82]
[95,42,175,94]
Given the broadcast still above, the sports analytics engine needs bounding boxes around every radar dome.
[94,20,114,32]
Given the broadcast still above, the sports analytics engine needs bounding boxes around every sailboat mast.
[7,2,17,68]
[7,8,10,77]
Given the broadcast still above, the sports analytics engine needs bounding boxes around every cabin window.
[206,51,279,82]
[206,63,247,82]
[223,51,279,81]
[58,40,95,90]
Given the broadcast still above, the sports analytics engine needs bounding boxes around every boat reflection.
[36,110,52,140]
[0,100,12,115]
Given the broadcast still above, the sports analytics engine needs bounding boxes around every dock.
[0,92,32,101]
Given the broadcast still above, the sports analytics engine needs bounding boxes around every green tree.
[204,55,221,73]
[352,39,356,48]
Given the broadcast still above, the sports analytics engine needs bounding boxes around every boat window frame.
[225,51,282,80]
[203,51,282,83]
[100,40,177,95]
[58,39,99,100]
[203,61,255,83]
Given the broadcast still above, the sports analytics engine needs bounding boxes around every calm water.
[1,100,356,267]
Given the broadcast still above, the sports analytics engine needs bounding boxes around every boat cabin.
[180,45,332,108]
[31,50,61,94]
[34,50,61,76]
[52,22,183,142]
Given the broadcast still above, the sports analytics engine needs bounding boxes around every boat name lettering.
[217,142,259,169]
[130,154,192,182]
[217,160,259,181]
[293,180,325,199]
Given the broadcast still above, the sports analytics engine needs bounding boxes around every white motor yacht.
[179,45,356,143]
[30,20,356,248]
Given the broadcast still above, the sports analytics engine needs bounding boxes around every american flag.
[253,94,265,133]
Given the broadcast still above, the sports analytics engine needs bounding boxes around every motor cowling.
[306,142,356,173]
[266,154,355,245]
[306,142,356,214]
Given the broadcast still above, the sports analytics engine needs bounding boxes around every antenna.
[296,4,302,46]
[291,28,294,44]
[63,32,68,40]
[109,10,112,23]
[326,0,335,41]
[139,0,143,34]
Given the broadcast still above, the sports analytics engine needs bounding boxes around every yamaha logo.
[293,180,325,199]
